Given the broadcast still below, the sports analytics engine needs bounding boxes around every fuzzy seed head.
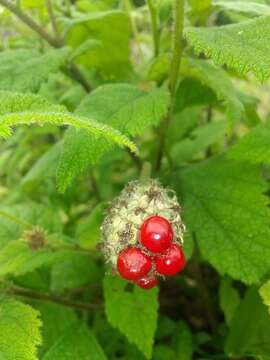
[23,226,47,250]
[101,179,185,268]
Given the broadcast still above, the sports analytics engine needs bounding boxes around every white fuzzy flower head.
[101,179,186,269]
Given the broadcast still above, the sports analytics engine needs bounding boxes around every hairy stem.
[10,285,102,311]
[0,0,91,92]
[45,0,61,41]
[147,0,160,57]
[123,0,145,63]
[155,0,185,172]
[0,0,61,47]
[169,0,185,100]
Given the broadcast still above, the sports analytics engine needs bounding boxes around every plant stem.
[0,0,61,47]
[90,173,102,202]
[169,0,185,100]
[45,0,61,42]
[10,285,102,311]
[155,0,185,173]
[0,0,91,92]
[147,0,160,57]
[0,210,32,228]
[123,0,145,63]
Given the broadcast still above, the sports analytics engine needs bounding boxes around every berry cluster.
[117,215,185,289]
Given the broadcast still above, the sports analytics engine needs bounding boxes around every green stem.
[154,0,185,173]
[169,0,185,100]
[123,0,145,63]
[45,0,61,42]
[0,210,32,228]
[0,0,91,92]
[0,0,61,47]
[10,285,102,311]
[147,0,160,57]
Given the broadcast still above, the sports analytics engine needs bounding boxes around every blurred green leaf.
[219,277,241,325]
[64,10,131,77]
[225,287,270,358]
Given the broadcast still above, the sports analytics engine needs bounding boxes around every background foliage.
[1,0,270,359]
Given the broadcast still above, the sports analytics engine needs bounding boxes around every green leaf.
[64,10,131,77]
[50,252,101,292]
[69,39,103,61]
[173,321,194,360]
[0,300,42,360]
[0,202,62,248]
[35,303,77,356]
[0,91,137,157]
[259,279,270,315]
[188,0,212,12]
[22,142,62,187]
[0,48,70,92]
[213,0,270,16]
[180,57,245,122]
[219,277,241,325]
[76,203,107,249]
[185,15,270,81]
[174,77,217,113]
[0,240,61,277]
[104,275,159,359]
[42,323,106,360]
[228,121,270,164]
[225,287,270,358]
[176,155,270,284]
[57,85,169,192]
[170,120,227,164]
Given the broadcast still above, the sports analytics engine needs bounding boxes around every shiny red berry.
[117,247,152,281]
[154,243,185,276]
[140,215,173,253]
[136,275,158,290]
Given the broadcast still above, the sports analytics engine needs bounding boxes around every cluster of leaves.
[1,0,270,359]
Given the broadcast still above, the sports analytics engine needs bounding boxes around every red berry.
[140,215,173,253]
[136,275,158,290]
[117,247,152,281]
[154,243,185,276]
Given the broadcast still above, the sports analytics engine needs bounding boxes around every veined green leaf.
[57,84,169,192]
[185,15,270,81]
[176,155,270,284]
[0,48,70,92]
[104,275,158,359]
[0,91,137,156]
[228,121,270,164]
[42,323,106,360]
[0,300,42,360]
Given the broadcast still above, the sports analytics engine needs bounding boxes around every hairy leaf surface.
[185,16,270,81]
[0,300,42,360]
[57,84,169,191]
[104,275,158,359]
[177,155,270,284]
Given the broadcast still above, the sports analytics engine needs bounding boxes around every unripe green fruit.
[100,179,185,271]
